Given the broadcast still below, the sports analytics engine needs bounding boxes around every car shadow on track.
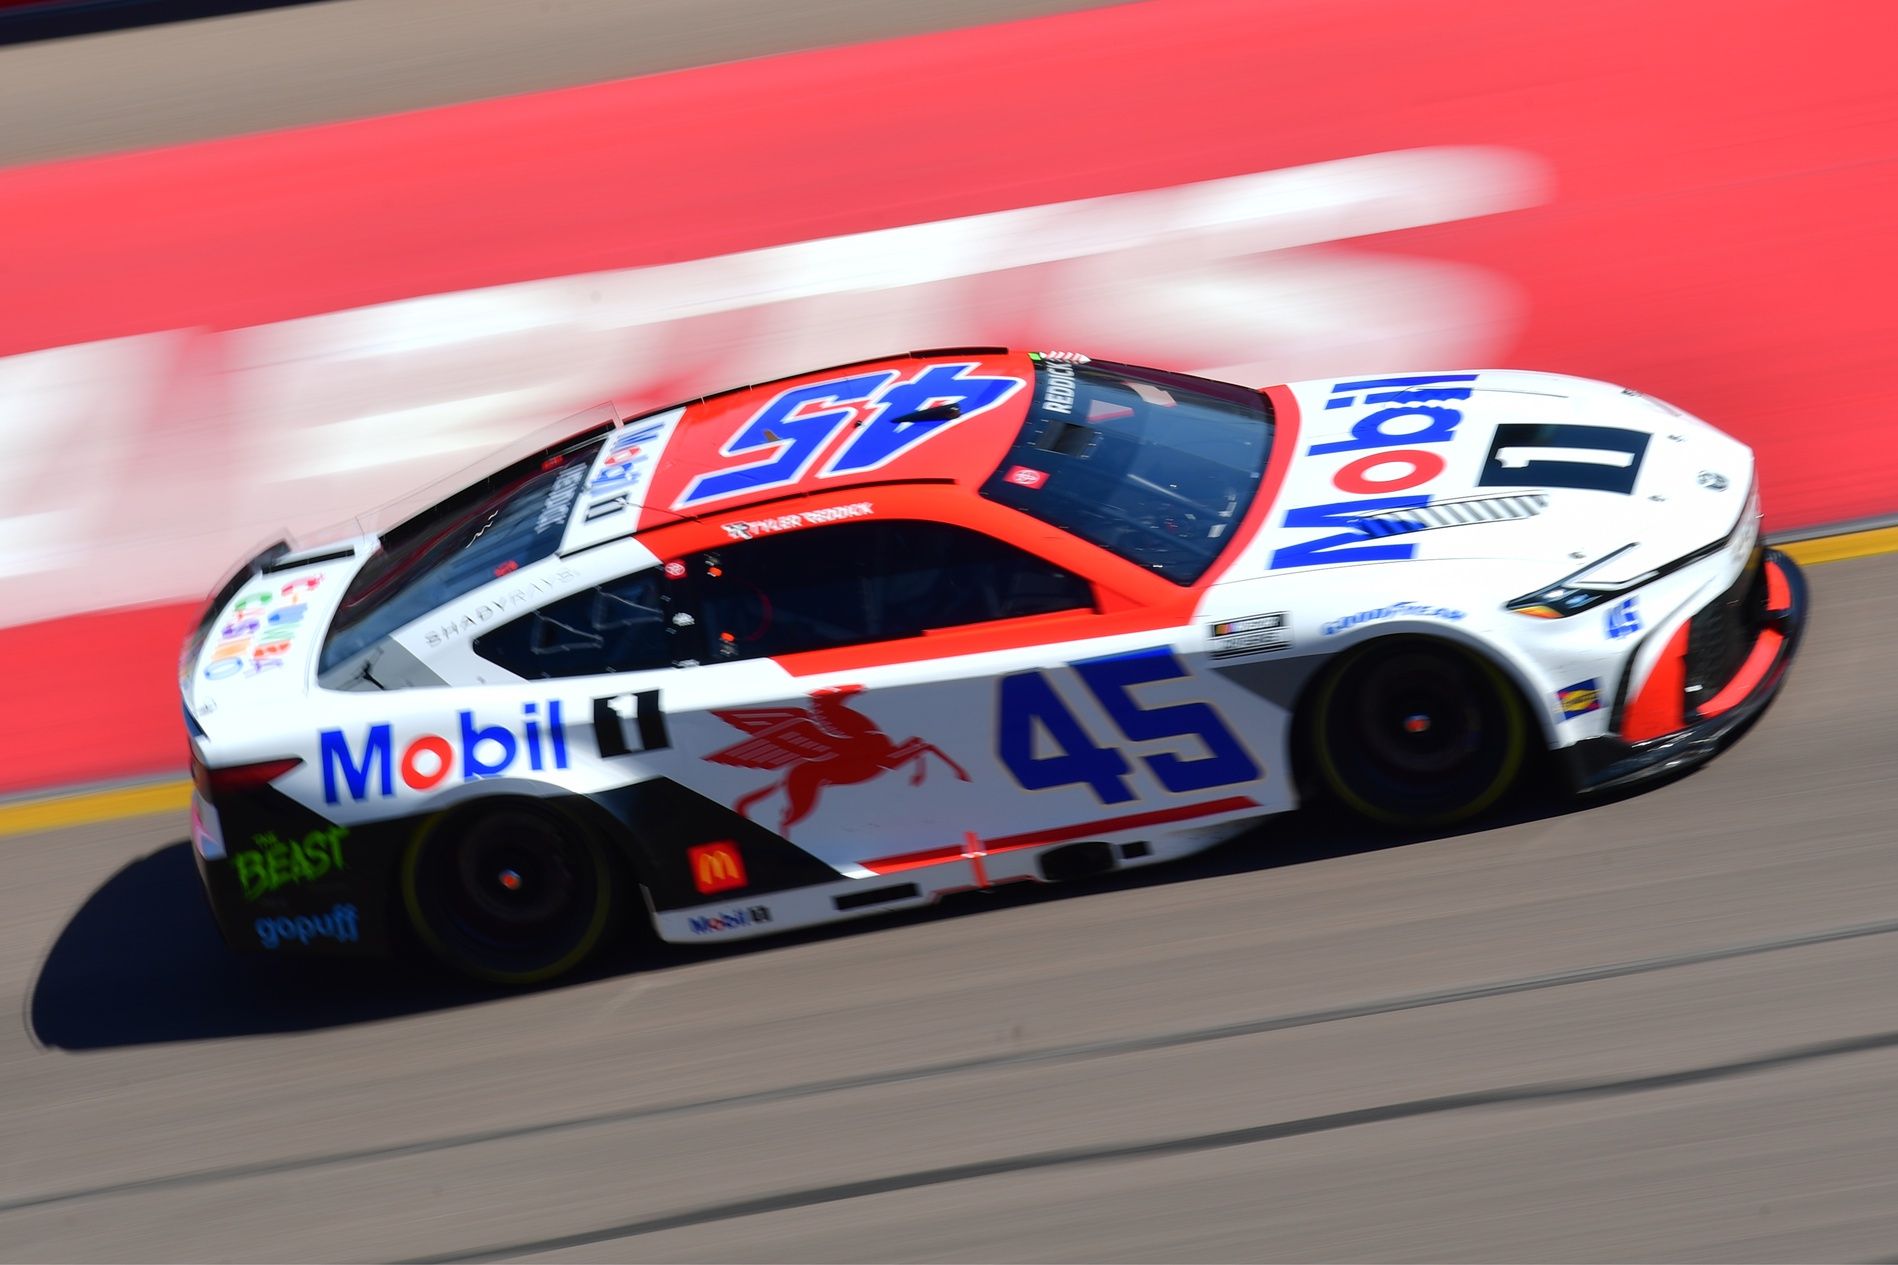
[26,768,1671,1050]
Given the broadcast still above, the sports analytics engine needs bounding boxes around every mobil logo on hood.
[319,701,569,804]
[1262,370,1659,572]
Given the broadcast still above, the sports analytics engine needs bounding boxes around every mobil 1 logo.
[1479,424,1651,495]
[1271,373,1479,571]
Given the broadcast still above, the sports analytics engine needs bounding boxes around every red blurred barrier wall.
[2,0,1894,793]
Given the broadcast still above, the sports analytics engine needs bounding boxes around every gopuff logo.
[1322,602,1466,635]
[319,701,569,803]
[1270,374,1479,570]
[688,905,772,935]
[705,685,969,833]
[255,902,359,949]
[1606,596,1642,640]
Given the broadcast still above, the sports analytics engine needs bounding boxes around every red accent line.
[983,796,1259,852]
[963,830,991,889]
[1766,555,1792,611]
[861,844,965,875]
[1696,627,1785,718]
[1623,623,1689,742]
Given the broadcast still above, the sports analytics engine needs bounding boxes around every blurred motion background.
[2,0,1894,791]
[4,4,1898,1264]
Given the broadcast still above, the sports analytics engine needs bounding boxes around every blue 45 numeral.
[997,647,1260,804]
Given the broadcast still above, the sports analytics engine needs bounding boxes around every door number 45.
[998,647,1260,804]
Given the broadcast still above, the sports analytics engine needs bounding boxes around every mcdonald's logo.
[688,841,747,894]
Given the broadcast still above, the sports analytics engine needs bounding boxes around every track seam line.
[407,1027,1898,1262]
[4,913,1896,1217]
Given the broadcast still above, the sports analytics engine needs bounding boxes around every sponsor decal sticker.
[688,904,773,935]
[705,685,969,832]
[720,500,872,541]
[586,413,680,501]
[1558,679,1603,719]
[1209,612,1290,658]
[1038,358,1079,414]
[1001,465,1049,489]
[203,574,324,681]
[1478,424,1651,496]
[688,841,747,895]
[533,459,588,534]
[255,902,360,949]
[422,567,579,647]
[1271,374,1480,571]
[1321,602,1465,636]
[233,825,347,901]
[319,701,569,803]
[1605,596,1642,640]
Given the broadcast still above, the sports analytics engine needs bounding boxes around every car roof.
[601,347,1039,535]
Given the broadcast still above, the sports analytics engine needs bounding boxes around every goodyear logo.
[1558,679,1603,720]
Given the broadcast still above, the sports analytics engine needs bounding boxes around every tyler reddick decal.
[1209,612,1289,659]
[1039,358,1079,414]
[721,500,872,541]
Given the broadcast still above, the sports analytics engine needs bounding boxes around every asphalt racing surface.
[0,551,1891,1261]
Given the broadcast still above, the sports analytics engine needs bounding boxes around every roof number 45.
[998,648,1260,804]
[677,361,1025,509]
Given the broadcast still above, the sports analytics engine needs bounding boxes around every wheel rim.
[403,805,612,983]
[1317,641,1527,825]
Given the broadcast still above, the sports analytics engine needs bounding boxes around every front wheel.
[1312,639,1530,827]
[401,801,618,985]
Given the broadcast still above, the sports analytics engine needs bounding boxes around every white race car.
[182,350,1806,982]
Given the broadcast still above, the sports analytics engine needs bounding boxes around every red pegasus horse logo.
[705,685,970,832]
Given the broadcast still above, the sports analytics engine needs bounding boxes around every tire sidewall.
[400,800,617,986]
[1312,637,1529,828]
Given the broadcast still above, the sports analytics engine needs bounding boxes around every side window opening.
[687,519,1092,662]
[473,569,678,679]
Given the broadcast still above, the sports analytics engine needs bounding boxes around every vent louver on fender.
[1352,492,1550,538]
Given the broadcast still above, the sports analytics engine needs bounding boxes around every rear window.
[319,434,605,676]
[980,359,1272,584]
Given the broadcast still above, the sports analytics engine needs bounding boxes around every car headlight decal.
[1506,543,1657,618]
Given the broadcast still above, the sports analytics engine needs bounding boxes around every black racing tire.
[400,801,617,985]
[1311,638,1530,828]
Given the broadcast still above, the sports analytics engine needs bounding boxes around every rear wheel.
[401,802,617,985]
[1312,639,1530,827]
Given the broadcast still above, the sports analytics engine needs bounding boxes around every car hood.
[1227,369,1754,581]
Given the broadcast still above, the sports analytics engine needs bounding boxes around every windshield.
[319,431,608,675]
[980,358,1273,584]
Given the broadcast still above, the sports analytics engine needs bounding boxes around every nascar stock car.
[182,349,1806,983]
